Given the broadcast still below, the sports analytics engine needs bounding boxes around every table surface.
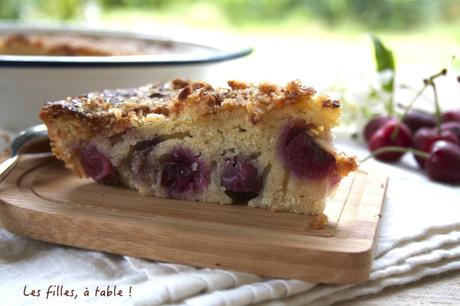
[1,176,459,306]
[0,220,458,306]
[1,139,459,306]
[338,270,460,306]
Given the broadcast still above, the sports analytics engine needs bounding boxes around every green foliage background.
[1,0,460,31]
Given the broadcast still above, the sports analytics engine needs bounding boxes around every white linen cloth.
[1,133,459,306]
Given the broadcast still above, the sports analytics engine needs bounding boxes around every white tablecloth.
[1,134,459,306]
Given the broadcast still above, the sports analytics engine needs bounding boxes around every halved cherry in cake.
[130,139,161,185]
[221,156,262,202]
[160,147,210,199]
[79,145,118,184]
[278,120,337,180]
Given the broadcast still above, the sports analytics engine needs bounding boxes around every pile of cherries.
[363,71,460,185]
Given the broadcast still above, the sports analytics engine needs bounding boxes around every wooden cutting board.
[0,156,387,284]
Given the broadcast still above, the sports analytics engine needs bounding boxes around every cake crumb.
[309,213,328,230]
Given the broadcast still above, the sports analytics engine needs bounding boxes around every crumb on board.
[309,213,328,230]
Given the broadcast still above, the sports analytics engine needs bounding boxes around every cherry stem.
[423,68,446,134]
[400,68,447,118]
[391,69,447,141]
[390,124,400,142]
[432,82,442,133]
[387,95,394,117]
[400,84,428,119]
[397,84,432,103]
[360,146,430,163]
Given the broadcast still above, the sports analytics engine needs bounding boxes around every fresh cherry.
[442,109,460,123]
[160,147,210,199]
[368,121,413,162]
[425,140,460,184]
[402,109,436,133]
[278,120,337,180]
[412,127,460,168]
[441,121,460,141]
[221,156,262,202]
[363,116,397,143]
[79,145,118,184]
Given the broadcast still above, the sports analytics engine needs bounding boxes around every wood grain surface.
[0,156,387,284]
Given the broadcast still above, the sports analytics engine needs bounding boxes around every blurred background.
[1,0,459,129]
[1,0,459,70]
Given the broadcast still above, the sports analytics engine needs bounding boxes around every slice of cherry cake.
[40,79,357,214]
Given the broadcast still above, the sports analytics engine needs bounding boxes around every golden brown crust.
[40,79,331,139]
[44,111,93,177]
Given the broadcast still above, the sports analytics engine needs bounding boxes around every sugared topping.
[172,78,190,90]
[278,120,337,179]
[79,145,118,184]
[159,147,210,199]
[178,86,192,100]
[228,80,248,90]
[221,156,262,202]
[40,79,327,137]
[321,98,340,109]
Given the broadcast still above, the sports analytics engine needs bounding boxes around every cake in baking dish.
[39,79,357,215]
[0,33,174,56]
